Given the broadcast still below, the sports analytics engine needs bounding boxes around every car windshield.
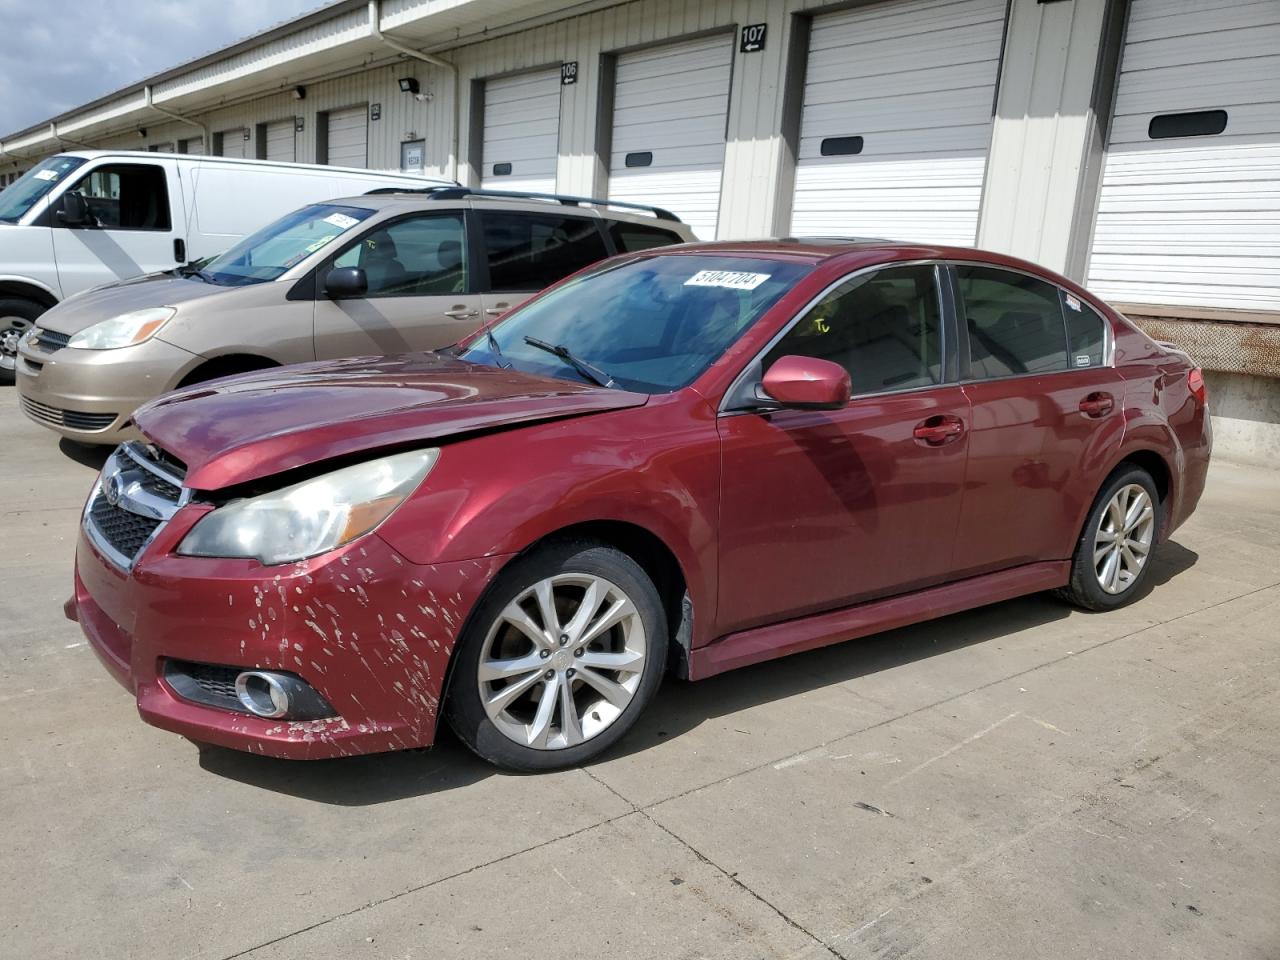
[0,155,87,224]
[460,254,810,393]
[201,203,375,286]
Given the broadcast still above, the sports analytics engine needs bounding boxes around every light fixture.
[137,128,147,138]
[398,77,420,95]
[292,85,306,100]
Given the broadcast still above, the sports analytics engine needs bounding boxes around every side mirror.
[760,355,851,410]
[324,266,368,300]
[56,191,90,227]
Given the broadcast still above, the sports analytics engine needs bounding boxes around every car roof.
[324,191,694,233]
[628,238,1067,277]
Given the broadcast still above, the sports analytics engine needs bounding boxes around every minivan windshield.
[201,202,375,286]
[0,155,87,224]
[460,254,810,393]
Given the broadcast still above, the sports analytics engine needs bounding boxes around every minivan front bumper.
[16,334,198,444]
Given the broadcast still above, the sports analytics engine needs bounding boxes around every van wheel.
[0,297,46,384]
[1057,466,1160,611]
[446,540,666,771]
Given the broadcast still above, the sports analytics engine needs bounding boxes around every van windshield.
[202,203,375,286]
[0,156,87,224]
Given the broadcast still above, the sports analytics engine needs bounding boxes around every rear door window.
[764,264,944,395]
[608,221,685,252]
[956,265,1068,378]
[480,211,609,292]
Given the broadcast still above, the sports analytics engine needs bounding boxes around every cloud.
[0,0,329,137]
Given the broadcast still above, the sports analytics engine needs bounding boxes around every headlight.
[177,449,439,565]
[67,307,175,349]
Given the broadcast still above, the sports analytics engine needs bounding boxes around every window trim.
[945,261,1114,384]
[316,207,474,299]
[718,259,952,415]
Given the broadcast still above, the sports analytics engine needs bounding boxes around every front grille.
[31,328,71,352]
[88,495,162,558]
[83,442,186,569]
[163,660,249,714]
[20,395,117,432]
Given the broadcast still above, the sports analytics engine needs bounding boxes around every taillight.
[1188,367,1207,405]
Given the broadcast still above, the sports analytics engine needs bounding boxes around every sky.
[0,0,331,137]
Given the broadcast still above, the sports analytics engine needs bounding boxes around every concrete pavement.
[1,385,1277,960]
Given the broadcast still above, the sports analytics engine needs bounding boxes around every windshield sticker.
[1075,355,1092,367]
[1064,294,1082,312]
[323,212,360,230]
[33,169,60,181]
[304,235,340,253]
[684,270,770,291]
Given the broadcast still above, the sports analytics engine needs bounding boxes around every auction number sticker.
[684,270,770,290]
[323,212,360,230]
[34,169,60,181]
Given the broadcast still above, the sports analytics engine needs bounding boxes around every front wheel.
[0,297,46,385]
[1058,466,1160,611]
[445,540,667,771]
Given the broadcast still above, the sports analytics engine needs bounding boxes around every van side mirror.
[56,191,91,227]
[324,267,368,300]
[760,355,851,410]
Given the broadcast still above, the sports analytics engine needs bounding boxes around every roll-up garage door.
[217,130,247,159]
[790,0,1006,244]
[180,137,205,155]
[265,120,296,163]
[327,105,369,168]
[608,35,733,240]
[481,67,561,193]
[1087,0,1280,312]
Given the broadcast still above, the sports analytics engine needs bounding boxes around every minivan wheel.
[0,297,46,384]
[446,540,666,771]
[1058,466,1160,611]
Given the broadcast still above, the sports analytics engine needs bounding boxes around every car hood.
[38,274,240,334]
[133,353,648,490]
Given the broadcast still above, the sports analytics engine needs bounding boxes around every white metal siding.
[1088,0,1280,312]
[327,104,369,167]
[609,34,734,240]
[265,120,296,162]
[481,67,561,193]
[790,0,1006,244]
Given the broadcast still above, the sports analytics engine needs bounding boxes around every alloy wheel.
[478,573,647,750]
[0,317,32,372]
[1094,483,1155,595]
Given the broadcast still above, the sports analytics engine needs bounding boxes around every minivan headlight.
[67,307,176,349]
[177,449,439,565]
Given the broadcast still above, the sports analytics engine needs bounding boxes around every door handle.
[1078,392,1114,418]
[444,306,479,320]
[484,302,511,317]
[913,414,965,446]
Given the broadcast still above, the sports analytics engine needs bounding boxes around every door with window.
[476,209,611,322]
[49,161,183,295]
[951,264,1123,578]
[716,264,971,635]
[312,212,480,359]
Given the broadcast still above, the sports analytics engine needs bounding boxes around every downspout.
[144,84,210,152]
[368,0,459,182]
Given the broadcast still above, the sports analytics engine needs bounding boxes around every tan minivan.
[17,188,694,443]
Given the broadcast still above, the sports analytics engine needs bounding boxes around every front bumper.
[69,501,511,759]
[16,335,198,444]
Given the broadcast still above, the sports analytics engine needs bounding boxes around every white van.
[0,150,451,379]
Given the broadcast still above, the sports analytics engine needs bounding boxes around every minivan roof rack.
[363,185,681,222]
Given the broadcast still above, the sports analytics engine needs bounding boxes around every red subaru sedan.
[67,240,1211,770]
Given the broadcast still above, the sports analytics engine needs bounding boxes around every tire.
[0,297,47,385]
[1057,465,1161,611]
[445,540,667,771]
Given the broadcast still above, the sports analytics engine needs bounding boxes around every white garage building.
[1,0,1277,460]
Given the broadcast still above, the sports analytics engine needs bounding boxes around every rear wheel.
[446,540,666,771]
[0,297,46,384]
[1058,466,1159,611]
